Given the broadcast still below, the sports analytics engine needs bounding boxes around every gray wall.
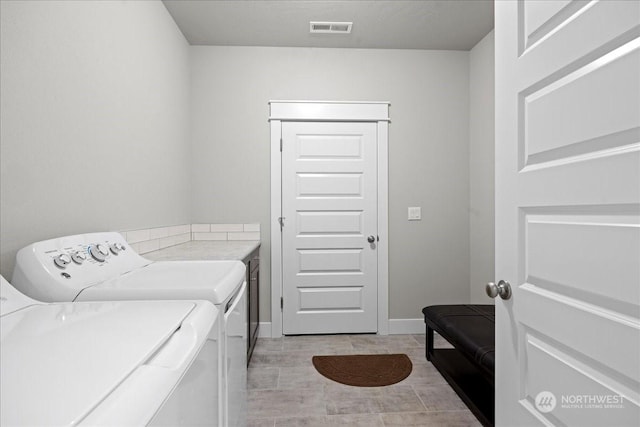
[0,0,191,278]
[190,46,471,321]
[469,31,495,303]
[0,1,493,323]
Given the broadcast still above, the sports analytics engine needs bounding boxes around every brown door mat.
[312,354,412,387]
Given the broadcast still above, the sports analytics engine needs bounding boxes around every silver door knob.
[367,235,376,243]
[486,280,512,300]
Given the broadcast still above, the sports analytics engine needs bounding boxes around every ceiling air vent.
[310,21,353,34]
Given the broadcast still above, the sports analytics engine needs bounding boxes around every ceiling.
[162,0,494,51]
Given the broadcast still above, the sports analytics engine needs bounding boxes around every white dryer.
[11,232,247,427]
[0,276,219,426]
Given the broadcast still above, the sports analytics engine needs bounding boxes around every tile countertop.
[142,240,260,262]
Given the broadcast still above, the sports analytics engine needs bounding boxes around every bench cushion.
[422,304,495,374]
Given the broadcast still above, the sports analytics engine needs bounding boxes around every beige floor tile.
[274,414,384,427]
[285,343,355,353]
[323,385,426,415]
[309,347,361,356]
[283,335,353,351]
[278,366,330,390]
[350,335,421,351]
[414,384,468,411]
[402,347,430,366]
[375,385,426,413]
[326,396,382,415]
[381,410,482,426]
[274,415,329,427]
[255,338,284,352]
[248,418,276,427]
[322,382,378,400]
[326,413,385,426]
[248,334,483,427]
[433,333,454,349]
[250,351,316,368]
[249,367,279,390]
[322,381,417,400]
[412,334,426,345]
[249,389,326,418]
[401,363,447,385]
[342,348,391,355]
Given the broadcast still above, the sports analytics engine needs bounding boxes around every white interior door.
[495,1,640,426]
[281,121,378,335]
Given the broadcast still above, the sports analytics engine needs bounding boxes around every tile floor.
[247,333,482,426]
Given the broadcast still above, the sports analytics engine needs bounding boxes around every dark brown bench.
[422,305,495,427]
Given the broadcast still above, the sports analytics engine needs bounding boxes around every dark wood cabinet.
[244,246,260,365]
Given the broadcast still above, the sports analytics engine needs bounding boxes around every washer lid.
[0,299,198,426]
[78,260,246,305]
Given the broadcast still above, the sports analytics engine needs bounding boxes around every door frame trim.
[269,101,390,337]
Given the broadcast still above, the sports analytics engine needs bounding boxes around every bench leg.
[426,325,434,361]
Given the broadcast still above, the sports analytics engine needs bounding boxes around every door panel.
[523,43,639,162]
[521,0,587,52]
[282,122,377,335]
[496,1,640,425]
[296,135,363,159]
[297,211,363,235]
[299,287,364,311]
[298,248,363,273]
[526,213,639,313]
[521,39,640,170]
[523,333,639,427]
[518,286,640,383]
[296,173,363,197]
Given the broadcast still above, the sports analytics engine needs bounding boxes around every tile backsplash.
[120,223,260,254]
[192,223,260,242]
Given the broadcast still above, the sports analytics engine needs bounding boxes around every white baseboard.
[388,318,424,335]
[258,319,425,337]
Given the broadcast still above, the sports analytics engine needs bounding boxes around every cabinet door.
[247,249,260,364]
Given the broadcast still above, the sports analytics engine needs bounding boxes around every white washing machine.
[0,275,219,426]
[12,232,247,427]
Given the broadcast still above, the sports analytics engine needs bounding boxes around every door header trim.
[269,101,390,122]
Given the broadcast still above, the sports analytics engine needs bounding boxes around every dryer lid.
[0,298,204,426]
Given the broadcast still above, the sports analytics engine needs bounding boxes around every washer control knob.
[90,244,110,262]
[71,252,87,264]
[54,254,72,269]
[109,242,125,255]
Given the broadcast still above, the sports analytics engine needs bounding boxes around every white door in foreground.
[495,1,639,425]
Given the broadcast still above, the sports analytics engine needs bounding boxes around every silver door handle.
[486,280,512,300]
[367,235,376,243]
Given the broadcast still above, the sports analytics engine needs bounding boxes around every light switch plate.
[408,207,421,221]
